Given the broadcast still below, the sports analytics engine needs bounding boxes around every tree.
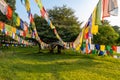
[112,26,120,45]
[34,14,57,43]
[112,26,120,34]
[34,5,82,43]
[93,20,119,45]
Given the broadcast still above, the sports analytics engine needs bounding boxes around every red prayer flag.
[6,6,13,20]
[112,46,117,51]
[102,0,110,19]
[30,14,34,23]
[0,22,5,29]
[40,7,46,18]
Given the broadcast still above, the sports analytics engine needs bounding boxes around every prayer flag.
[0,0,7,15]
[100,45,105,51]
[40,7,46,18]
[117,46,120,54]
[0,22,4,30]
[6,6,13,20]
[96,0,102,25]
[20,19,24,29]
[25,0,30,12]
[91,8,98,35]
[109,0,118,16]
[102,0,110,19]
[16,16,20,26]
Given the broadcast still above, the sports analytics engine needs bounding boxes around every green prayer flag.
[95,0,102,25]
[5,24,11,31]
[110,49,113,54]
[106,45,111,51]
[92,50,96,54]
[12,12,17,24]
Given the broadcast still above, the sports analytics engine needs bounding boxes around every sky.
[15,0,120,27]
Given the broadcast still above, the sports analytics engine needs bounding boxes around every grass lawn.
[0,46,120,80]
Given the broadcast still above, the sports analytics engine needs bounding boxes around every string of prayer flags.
[0,0,30,31]
[77,0,119,52]
[0,23,32,45]
[0,21,32,39]
[23,0,46,46]
[34,0,64,44]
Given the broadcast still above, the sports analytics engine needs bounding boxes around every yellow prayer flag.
[94,25,98,35]
[38,0,43,10]
[91,7,98,35]
[25,0,30,12]
[35,0,38,3]
[12,27,16,33]
[85,27,89,34]
[16,17,20,26]
[76,44,81,51]
[50,22,55,29]
[9,32,12,37]
[100,45,105,51]
[75,28,85,51]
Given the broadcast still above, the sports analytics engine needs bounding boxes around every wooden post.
[38,43,41,53]
[57,45,61,54]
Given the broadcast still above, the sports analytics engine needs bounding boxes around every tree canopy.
[34,5,82,43]
[93,20,119,45]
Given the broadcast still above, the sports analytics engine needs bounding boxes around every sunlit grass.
[0,46,120,80]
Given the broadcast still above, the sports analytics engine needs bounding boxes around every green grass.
[0,47,120,80]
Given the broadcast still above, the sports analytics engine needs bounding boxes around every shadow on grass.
[11,58,101,73]
[16,51,96,62]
